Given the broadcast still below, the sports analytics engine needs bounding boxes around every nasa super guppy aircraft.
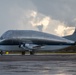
[0,30,75,55]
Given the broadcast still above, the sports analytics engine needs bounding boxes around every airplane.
[0,30,75,55]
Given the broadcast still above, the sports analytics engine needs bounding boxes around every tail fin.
[63,29,76,41]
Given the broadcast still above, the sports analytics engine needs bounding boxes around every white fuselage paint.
[0,30,74,52]
[0,45,70,51]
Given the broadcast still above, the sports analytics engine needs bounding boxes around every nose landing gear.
[0,51,3,55]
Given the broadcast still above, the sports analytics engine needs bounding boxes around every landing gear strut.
[21,51,25,55]
[0,51,3,55]
[30,50,35,55]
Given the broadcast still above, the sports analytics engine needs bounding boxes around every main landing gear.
[21,50,35,55]
[21,51,26,55]
[30,50,35,55]
[0,51,3,55]
[30,51,34,55]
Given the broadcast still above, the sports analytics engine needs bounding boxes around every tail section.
[63,29,76,41]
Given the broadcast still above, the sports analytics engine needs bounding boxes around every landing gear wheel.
[21,51,25,55]
[30,51,34,55]
[0,51,3,55]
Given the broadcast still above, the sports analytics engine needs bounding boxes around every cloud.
[0,0,38,35]
[55,25,75,36]
[28,10,50,30]
[0,0,75,36]
[32,0,76,27]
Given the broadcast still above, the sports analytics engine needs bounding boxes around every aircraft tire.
[30,51,34,55]
[21,51,25,55]
[0,51,3,55]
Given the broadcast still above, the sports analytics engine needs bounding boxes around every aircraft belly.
[0,45,71,51]
[39,45,70,51]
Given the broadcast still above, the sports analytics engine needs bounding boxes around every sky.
[0,0,76,36]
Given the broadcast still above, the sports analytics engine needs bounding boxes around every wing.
[19,42,44,50]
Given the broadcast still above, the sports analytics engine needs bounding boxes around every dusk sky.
[0,0,76,36]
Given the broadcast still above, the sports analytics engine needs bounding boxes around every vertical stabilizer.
[72,28,76,34]
[64,29,76,41]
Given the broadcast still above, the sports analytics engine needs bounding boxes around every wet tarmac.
[0,60,76,75]
[1,53,76,61]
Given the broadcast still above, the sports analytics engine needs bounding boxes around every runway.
[0,54,76,75]
[0,53,76,61]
